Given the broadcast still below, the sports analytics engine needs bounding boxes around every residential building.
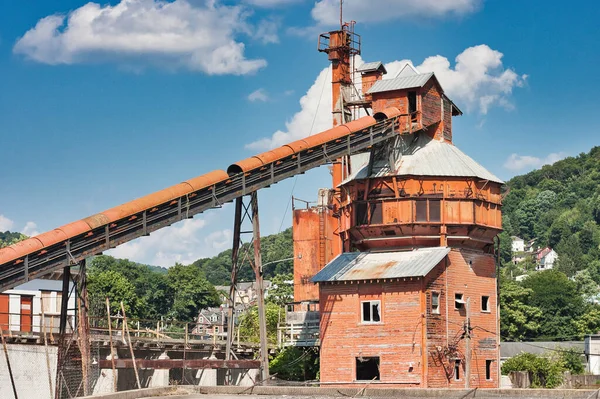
[215,280,272,307]
[0,278,75,334]
[536,247,558,270]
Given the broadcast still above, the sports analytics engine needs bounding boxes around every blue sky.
[1,0,599,266]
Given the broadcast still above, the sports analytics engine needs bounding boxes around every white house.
[536,248,558,270]
[1,279,75,334]
[511,236,525,253]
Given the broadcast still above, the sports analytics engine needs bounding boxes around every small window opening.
[356,357,380,381]
[416,201,427,222]
[486,360,493,380]
[370,202,383,224]
[455,293,464,310]
[431,292,440,314]
[454,360,461,381]
[429,200,441,222]
[356,202,368,226]
[482,296,490,312]
[408,91,417,116]
[361,300,381,323]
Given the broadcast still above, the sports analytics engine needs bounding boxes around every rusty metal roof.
[342,132,504,184]
[312,247,450,282]
[367,72,434,94]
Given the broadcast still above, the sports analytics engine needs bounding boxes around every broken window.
[408,91,417,116]
[361,300,381,323]
[356,357,380,381]
[486,360,493,380]
[454,360,461,381]
[482,296,490,312]
[356,202,368,226]
[455,293,464,310]
[431,292,440,314]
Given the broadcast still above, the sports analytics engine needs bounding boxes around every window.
[454,360,461,381]
[361,300,381,323]
[429,200,441,222]
[370,202,383,224]
[455,293,464,310]
[356,202,368,226]
[431,292,440,314]
[356,357,380,381]
[486,360,493,380]
[482,296,490,312]
[416,201,427,222]
[408,91,417,115]
[415,199,442,222]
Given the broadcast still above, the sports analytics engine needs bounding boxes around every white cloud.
[418,45,527,114]
[245,66,332,150]
[246,45,526,150]
[245,0,303,7]
[107,217,209,267]
[0,215,15,232]
[254,18,280,44]
[248,88,269,102]
[310,0,479,26]
[21,222,40,237]
[204,229,233,252]
[13,0,267,75]
[503,152,568,172]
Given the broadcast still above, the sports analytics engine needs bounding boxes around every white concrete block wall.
[9,294,20,332]
[0,343,57,399]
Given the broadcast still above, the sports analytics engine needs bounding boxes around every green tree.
[238,302,281,345]
[522,270,584,340]
[573,269,599,302]
[88,270,144,318]
[268,273,294,306]
[0,231,27,248]
[270,347,319,381]
[500,279,542,341]
[501,352,564,388]
[167,263,220,322]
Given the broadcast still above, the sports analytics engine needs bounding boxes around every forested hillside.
[0,231,26,248]
[499,146,600,341]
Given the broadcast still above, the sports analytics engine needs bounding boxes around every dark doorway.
[356,357,380,381]
[408,91,417,116]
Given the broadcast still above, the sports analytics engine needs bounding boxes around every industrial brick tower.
[293,19,503,388]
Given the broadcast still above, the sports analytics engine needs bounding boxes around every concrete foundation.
[94,353,119,395]
[0,343,57,399]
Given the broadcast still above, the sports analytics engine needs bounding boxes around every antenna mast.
[340,0,343,29]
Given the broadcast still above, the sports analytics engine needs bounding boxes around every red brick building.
[305,65,503,388]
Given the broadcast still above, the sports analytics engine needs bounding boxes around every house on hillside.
[536,247,558,270]
[511,237,525,253]
[214,281,272,307]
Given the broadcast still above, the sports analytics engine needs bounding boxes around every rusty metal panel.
[98,359,261,369]
[83,213,110,230]
[254,147,295,165]
[35,230,68,248]
[312,247,450,282]
[4,239,42,262]
[228,157,264,174]
[57,220,92,238]
[0,247,18,265]
[283,139,312,153]
[185,170,229,190]
[343,116,376,132]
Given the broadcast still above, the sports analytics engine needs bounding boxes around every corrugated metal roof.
[357,61,386,74]
[342,132,504,184]
[312,247,450,282]
[367,72,434,94]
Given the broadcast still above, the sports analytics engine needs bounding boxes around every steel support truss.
[225,191,269,383]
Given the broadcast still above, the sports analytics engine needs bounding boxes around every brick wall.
[443,97,452,142]
[318,248,499,388]
[421,80,442,127]
[319,279,424,387]
[425,249,498,388]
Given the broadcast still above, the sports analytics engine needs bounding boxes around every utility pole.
[465,297,471,389]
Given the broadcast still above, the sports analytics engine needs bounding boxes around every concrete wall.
[0,343,57,399]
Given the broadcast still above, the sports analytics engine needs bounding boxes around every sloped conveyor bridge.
[0,108,404,291]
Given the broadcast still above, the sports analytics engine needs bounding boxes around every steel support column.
[251,191,269,382]
[59,266,70,335]
[226,197,243,362]
[77,260,91,396]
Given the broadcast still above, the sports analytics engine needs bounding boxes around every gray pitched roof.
[357,61,387,74]
[342,132,504,184]
[312,247,450,282]
[367,72,434,94]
